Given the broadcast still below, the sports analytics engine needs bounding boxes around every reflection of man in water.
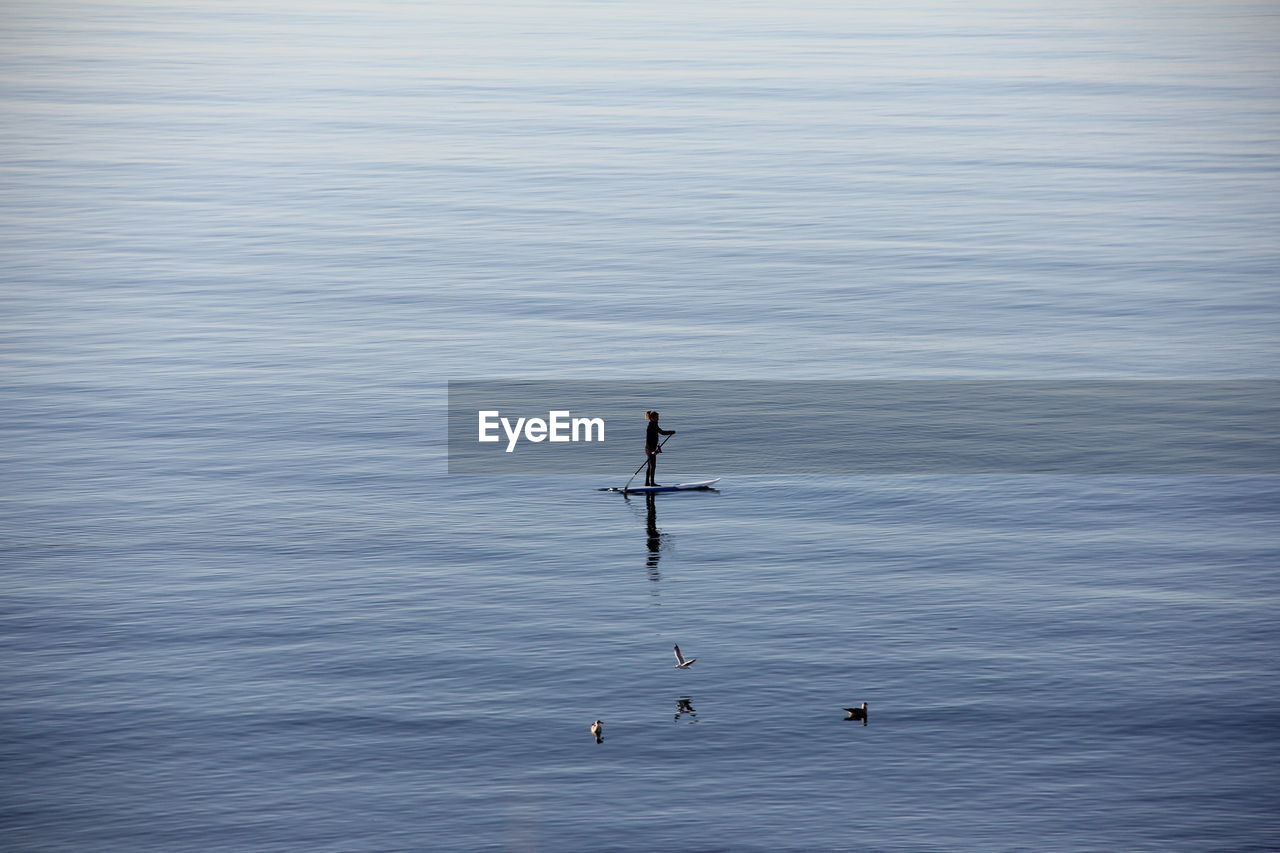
[645,493,661,577]
[645,491,665,584]
[643,410,676,487]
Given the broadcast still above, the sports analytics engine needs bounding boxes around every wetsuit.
[646,420,674,452]
[645,420,675,485]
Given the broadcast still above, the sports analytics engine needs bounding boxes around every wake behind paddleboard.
[607,478,721,493]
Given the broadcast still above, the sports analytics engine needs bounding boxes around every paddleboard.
[615,478,720,493]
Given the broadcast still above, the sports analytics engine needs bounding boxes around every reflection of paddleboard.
[617,478,720,493]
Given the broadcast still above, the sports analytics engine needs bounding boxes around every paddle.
[597,433,673,491]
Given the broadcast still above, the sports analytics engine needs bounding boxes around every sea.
[2,1,1278,851]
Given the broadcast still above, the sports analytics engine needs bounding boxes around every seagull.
[843,702,869,725]
[673,645,697,669]
[590,720,603,742]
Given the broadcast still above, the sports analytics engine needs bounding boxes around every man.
[643,410,676,487]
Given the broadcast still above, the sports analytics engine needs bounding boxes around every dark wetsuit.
[644,420,675,485]
[646,421,674,452]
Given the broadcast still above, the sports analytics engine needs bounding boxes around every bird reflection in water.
[674,697,698,724]
[843,703,869,726]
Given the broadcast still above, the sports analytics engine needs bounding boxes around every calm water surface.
[3,1,1277,851]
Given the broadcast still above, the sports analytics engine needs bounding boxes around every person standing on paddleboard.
[644,410,676,487]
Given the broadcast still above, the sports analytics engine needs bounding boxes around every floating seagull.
[673,645,697,669]
[843,702,869,725]
[590,720,603,742]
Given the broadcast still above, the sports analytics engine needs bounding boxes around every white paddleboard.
[619,478,720,493]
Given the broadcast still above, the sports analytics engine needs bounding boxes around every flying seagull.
[590,720,603,742]
[843,702,869,725]
[673,645,697,669]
